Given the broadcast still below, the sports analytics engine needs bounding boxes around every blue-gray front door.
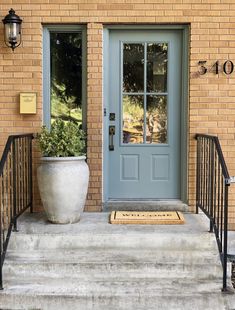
[107,30,182,199]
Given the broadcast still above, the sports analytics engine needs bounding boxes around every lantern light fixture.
[2,9,22,51]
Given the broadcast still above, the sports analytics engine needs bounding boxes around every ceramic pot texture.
[37,156,89,224]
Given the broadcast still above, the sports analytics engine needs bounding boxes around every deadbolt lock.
[109,113,115,121]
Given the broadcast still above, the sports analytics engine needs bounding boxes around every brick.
[0,0,235,220]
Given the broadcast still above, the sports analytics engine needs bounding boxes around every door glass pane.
[123,95,144,144]
[146,95,167,144]
[50,32,83,126]
[147,43,168,93]
[123,43,144,93]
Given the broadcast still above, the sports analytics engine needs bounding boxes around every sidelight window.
[43,26,86,128]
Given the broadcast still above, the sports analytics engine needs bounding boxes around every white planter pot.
[37,156,89,224]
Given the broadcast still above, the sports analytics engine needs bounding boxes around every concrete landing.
[10,211,212,235]
[1,212,235,310]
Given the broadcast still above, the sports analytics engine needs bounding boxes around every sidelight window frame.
[43,25,87,129]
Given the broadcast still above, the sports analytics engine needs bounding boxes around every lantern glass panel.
[5,23,20,44]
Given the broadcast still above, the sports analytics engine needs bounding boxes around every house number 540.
[198,60,234,75]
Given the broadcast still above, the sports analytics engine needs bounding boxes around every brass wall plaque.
[20,92,37,114]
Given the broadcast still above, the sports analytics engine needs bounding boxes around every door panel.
[107,30,182,199]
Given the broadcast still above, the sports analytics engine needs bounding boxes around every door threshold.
[103,200,188,212]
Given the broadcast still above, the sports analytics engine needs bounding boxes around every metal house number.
[198,60,234,75]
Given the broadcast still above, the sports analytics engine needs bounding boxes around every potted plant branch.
[37,119,89,224]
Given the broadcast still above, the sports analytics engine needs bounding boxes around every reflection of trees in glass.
[147,43,168,93]
[50,32,82,124]
[122,42,168,144]
[147,96,167,144]
[123,96,144,144]
[51,87,82,125]
[123,43,167,93]
[122,95,167,144]
[123,44,144,93]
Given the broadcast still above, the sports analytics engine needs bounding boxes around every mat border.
[110,211,185,225]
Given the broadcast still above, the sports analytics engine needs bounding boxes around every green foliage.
[37,119,86,157]
[51,85,82,124]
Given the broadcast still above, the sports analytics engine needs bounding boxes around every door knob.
[109,126,115,151]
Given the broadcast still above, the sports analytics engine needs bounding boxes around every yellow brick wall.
[86,23,103,211]
[0,0,235,227]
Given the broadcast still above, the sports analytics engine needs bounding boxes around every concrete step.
[2,212,233,310]
[0,277,228,310]
[8,232,216,251]
[4,249,222,280]
[4,264,222,281]
[5,248,220,265]
[8,212,216,252]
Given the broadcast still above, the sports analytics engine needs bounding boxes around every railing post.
[0,260,2,291]
[196,135,199,214]
[12,139,18,232]
[209,140,214,233]
[29,137,33,213]
[0,205,3,290]
[222,184,229,292]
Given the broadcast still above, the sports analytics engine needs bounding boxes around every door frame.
[103,25,189,204]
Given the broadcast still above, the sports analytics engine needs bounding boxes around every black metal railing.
[195,133,232,291]
[0,134,34,289]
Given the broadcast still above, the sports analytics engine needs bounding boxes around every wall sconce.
[2,9,22,51]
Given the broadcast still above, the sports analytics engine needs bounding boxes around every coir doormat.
[110,211,185,225]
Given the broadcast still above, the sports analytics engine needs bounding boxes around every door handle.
[109,126,115,151]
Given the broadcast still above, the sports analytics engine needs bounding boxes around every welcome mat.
[110,211,185,225]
